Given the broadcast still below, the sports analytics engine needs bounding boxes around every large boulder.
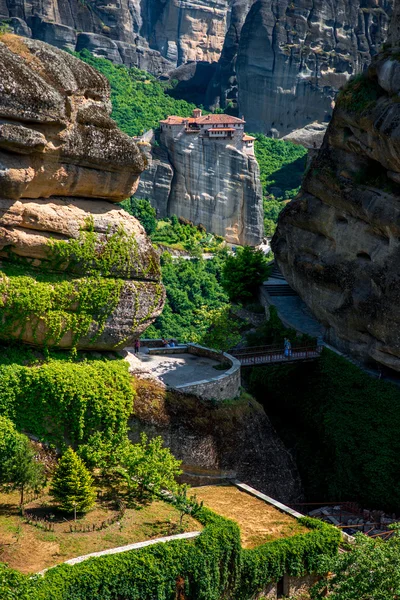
[0,36,164,350]
[272,3,400,372]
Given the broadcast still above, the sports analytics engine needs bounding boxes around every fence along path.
[230,345,323,366]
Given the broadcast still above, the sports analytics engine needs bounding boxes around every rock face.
[273,3,400,372]
[130,380,303,503]
[0,35,164,350]
[135,127,264,246]
[210,0,393,136]
[1,1,393,135]
[0,0,228,73]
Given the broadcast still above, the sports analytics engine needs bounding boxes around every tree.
[50,447,96,516]
[311,528,400,600]
[0,416,21,484]
[173,485,201,529]
[117,433,182,502]
[222,246,270,302]
[7,436,46,506]
[121,197,157,235]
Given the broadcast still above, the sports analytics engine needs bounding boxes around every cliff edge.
[273,2,400,372]
[0,35,164,350]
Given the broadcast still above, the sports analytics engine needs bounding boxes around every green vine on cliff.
[0,263,124,347]
[47,217,160,280]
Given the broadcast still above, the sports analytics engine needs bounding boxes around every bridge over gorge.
[230,344,323,366]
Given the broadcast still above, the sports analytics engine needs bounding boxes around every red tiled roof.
[160,116,188,125]
[243,134,256,141]
[160,114,245,126]
[196,114,245,124]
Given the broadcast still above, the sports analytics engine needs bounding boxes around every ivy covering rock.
[0,509,340,600]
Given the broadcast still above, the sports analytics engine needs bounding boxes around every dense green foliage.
[0,345,133,449]
[151,215,224,254]
[0,415,21,483]
[312,529,400,599]
[337,74,382,114]
[76,50,197,136]
[253,134,307,235]
[248,348,400,510]
[82,432,182,502]
[0,416,45,504]
[7,435,46,505]
[0,263,125,347]
[0,508,340,599]
[50,447,96,513]
[146,253,230,343]
[254,134,307,199]
[222,247,270,302]
[120,198,157,236]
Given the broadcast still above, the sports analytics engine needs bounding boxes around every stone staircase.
[264,265,298,297]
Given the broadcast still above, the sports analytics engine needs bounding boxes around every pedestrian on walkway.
[134,338,140,354]
[284,337,292,358]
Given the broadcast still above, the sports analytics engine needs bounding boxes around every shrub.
[222,246,270,302]
[120,198,157,236]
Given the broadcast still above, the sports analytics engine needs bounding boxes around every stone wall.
[174,344,241,401]
[146,343,242,400]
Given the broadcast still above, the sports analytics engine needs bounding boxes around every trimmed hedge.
[0,509,340,599]
[0,347,133,448]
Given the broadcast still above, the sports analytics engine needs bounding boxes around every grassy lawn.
[194,485,308,548]
[0,489,201,574]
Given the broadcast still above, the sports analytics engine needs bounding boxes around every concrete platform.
[134,351,221,387]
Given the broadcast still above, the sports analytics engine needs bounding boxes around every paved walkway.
[261,266,325,339]
[122,347,221,387]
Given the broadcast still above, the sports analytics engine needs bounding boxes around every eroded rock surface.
[0,1,393,135]
[273,3,400,372]
[0,36,164,350]
[130,380,303,504]
[214,0,393,136]
[135,126,264,246]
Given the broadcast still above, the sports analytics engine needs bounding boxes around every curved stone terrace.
[122,341,241,401]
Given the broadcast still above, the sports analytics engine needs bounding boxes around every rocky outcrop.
[135,127,264,246]
[0,0,228,74]
[130,379,303,503]
[1,1,393,135]
[213,0,393,136]
[0,35,164,350]
[273,3,400,372]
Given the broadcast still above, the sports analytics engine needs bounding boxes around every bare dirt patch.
[0,489,201,574]
[194,484,308,548]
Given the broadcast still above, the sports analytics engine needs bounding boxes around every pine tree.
[50,447,96,516]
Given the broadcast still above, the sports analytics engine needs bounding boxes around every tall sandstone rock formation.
[273,1,400,372]
[0,35,164,349]
[136,127,264,246]
[0,0,393,135]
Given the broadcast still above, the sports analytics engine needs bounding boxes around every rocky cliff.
[130,379,303,503]
[0,1,393,136]
[135,128,264,246]
[273,2,400,372]
[0,35,164,350]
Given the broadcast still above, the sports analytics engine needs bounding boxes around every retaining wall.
[174,344,241,401]
[146,342,241,401]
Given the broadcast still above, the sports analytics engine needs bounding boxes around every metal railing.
[230,345,323,365]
